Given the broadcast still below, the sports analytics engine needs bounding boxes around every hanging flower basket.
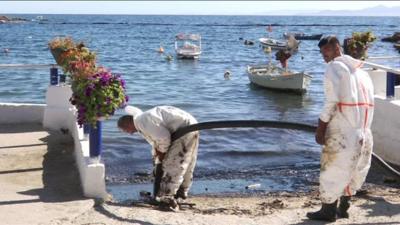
[343,38,368,60]
[49,47,67,65]
[69,68,128,127]
[343,31,376,60]
[49,37,97,77]
[49,36,129,129]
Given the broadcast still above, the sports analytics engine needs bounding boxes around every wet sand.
[57,160,400,225]
[55,182,400,225]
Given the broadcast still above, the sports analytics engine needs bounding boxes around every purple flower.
[85,88,92,96]
[119,102,127,108]
[78,106,86,113]
[120,79,126,89]
[106,97,111,104]
[125,95,129,102]
[85,83,95,96]
[100,77,109,86]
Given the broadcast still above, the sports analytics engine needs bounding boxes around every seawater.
[0,15,399,200]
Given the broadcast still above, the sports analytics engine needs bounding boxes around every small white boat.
[247,64,312,93]
[175,33,202,59]
[31,15,48,22]
[259,36,300,51]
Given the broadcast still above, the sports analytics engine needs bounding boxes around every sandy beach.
[55,182,400,225]
[56,162,400,225]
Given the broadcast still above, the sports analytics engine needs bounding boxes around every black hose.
[171,120,316,141]
[171,120,400,179]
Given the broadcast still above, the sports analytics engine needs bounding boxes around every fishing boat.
[174,33,202,59]
[259,38,287,50]
[259,36,300,51]
[247,64,312,93]
[283,32,323,40]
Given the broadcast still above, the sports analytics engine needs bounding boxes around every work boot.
[153,164,163,197]
[158,196,179,212]
[175,187,188,200]
[306,200,338,222]
[337,196,351,218]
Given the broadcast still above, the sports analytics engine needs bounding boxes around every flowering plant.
[344,31,376,60]
[48,37,97,77]
[49,36,129,127]
[70,68,128,127]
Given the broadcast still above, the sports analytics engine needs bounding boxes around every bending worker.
[118,105,199,210]
[308,35,374,222]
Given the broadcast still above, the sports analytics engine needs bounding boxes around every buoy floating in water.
[224,70,231,79]
[3,48,9,54]
[165,55,173,61]
[158,46,164,53]
[244,40,254,45]
[263,46,272,53]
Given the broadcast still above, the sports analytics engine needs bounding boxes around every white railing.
[0,63,58,69]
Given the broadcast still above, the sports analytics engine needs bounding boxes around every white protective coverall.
[132,106,199,198]
[319,55,374,204]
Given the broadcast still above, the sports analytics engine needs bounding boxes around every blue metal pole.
[83,123,90,134]
[89,121,102,157]
[59,74,66,83]
[386,72,396,98]
[50,67,58,85]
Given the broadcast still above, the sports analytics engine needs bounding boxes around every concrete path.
[0,123,93,225]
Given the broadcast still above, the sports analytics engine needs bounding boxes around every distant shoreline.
[1,13,400,17]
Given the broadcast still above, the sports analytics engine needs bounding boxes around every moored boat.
[175,33,202,59]
[247,64,312,93]
[283,32,323,40]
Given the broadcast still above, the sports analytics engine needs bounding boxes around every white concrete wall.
[367,69,400,166]
[43,85,107,199]
[366,68,387,97]
[371,96,400,166]
[0,103,45,124]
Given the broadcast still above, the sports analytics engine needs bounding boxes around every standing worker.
[275,49,292,69]
[307,35,374,222]
[118,105,199,211]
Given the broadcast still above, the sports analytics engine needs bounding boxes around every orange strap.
[337,102,374,112]
[345,185,352,196]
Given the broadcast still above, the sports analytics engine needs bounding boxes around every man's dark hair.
[117,115,133,128]
[318,35,340,48]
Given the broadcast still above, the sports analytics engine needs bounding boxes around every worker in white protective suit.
[117,105,199,211]
[307,35,374,222]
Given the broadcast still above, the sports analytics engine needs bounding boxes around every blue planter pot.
[89,121,102,157]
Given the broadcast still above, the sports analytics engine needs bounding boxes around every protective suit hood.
[333,55,364,73]
[124,105,143,119]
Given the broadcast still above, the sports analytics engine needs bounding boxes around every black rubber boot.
[306,200,338,222]
[153,164,163,198]
[175,186,187,200]
[337,196,351,218]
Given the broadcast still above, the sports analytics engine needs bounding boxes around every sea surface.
[0,15,399,200]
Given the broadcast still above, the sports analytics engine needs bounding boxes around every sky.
[1,1,400,15]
